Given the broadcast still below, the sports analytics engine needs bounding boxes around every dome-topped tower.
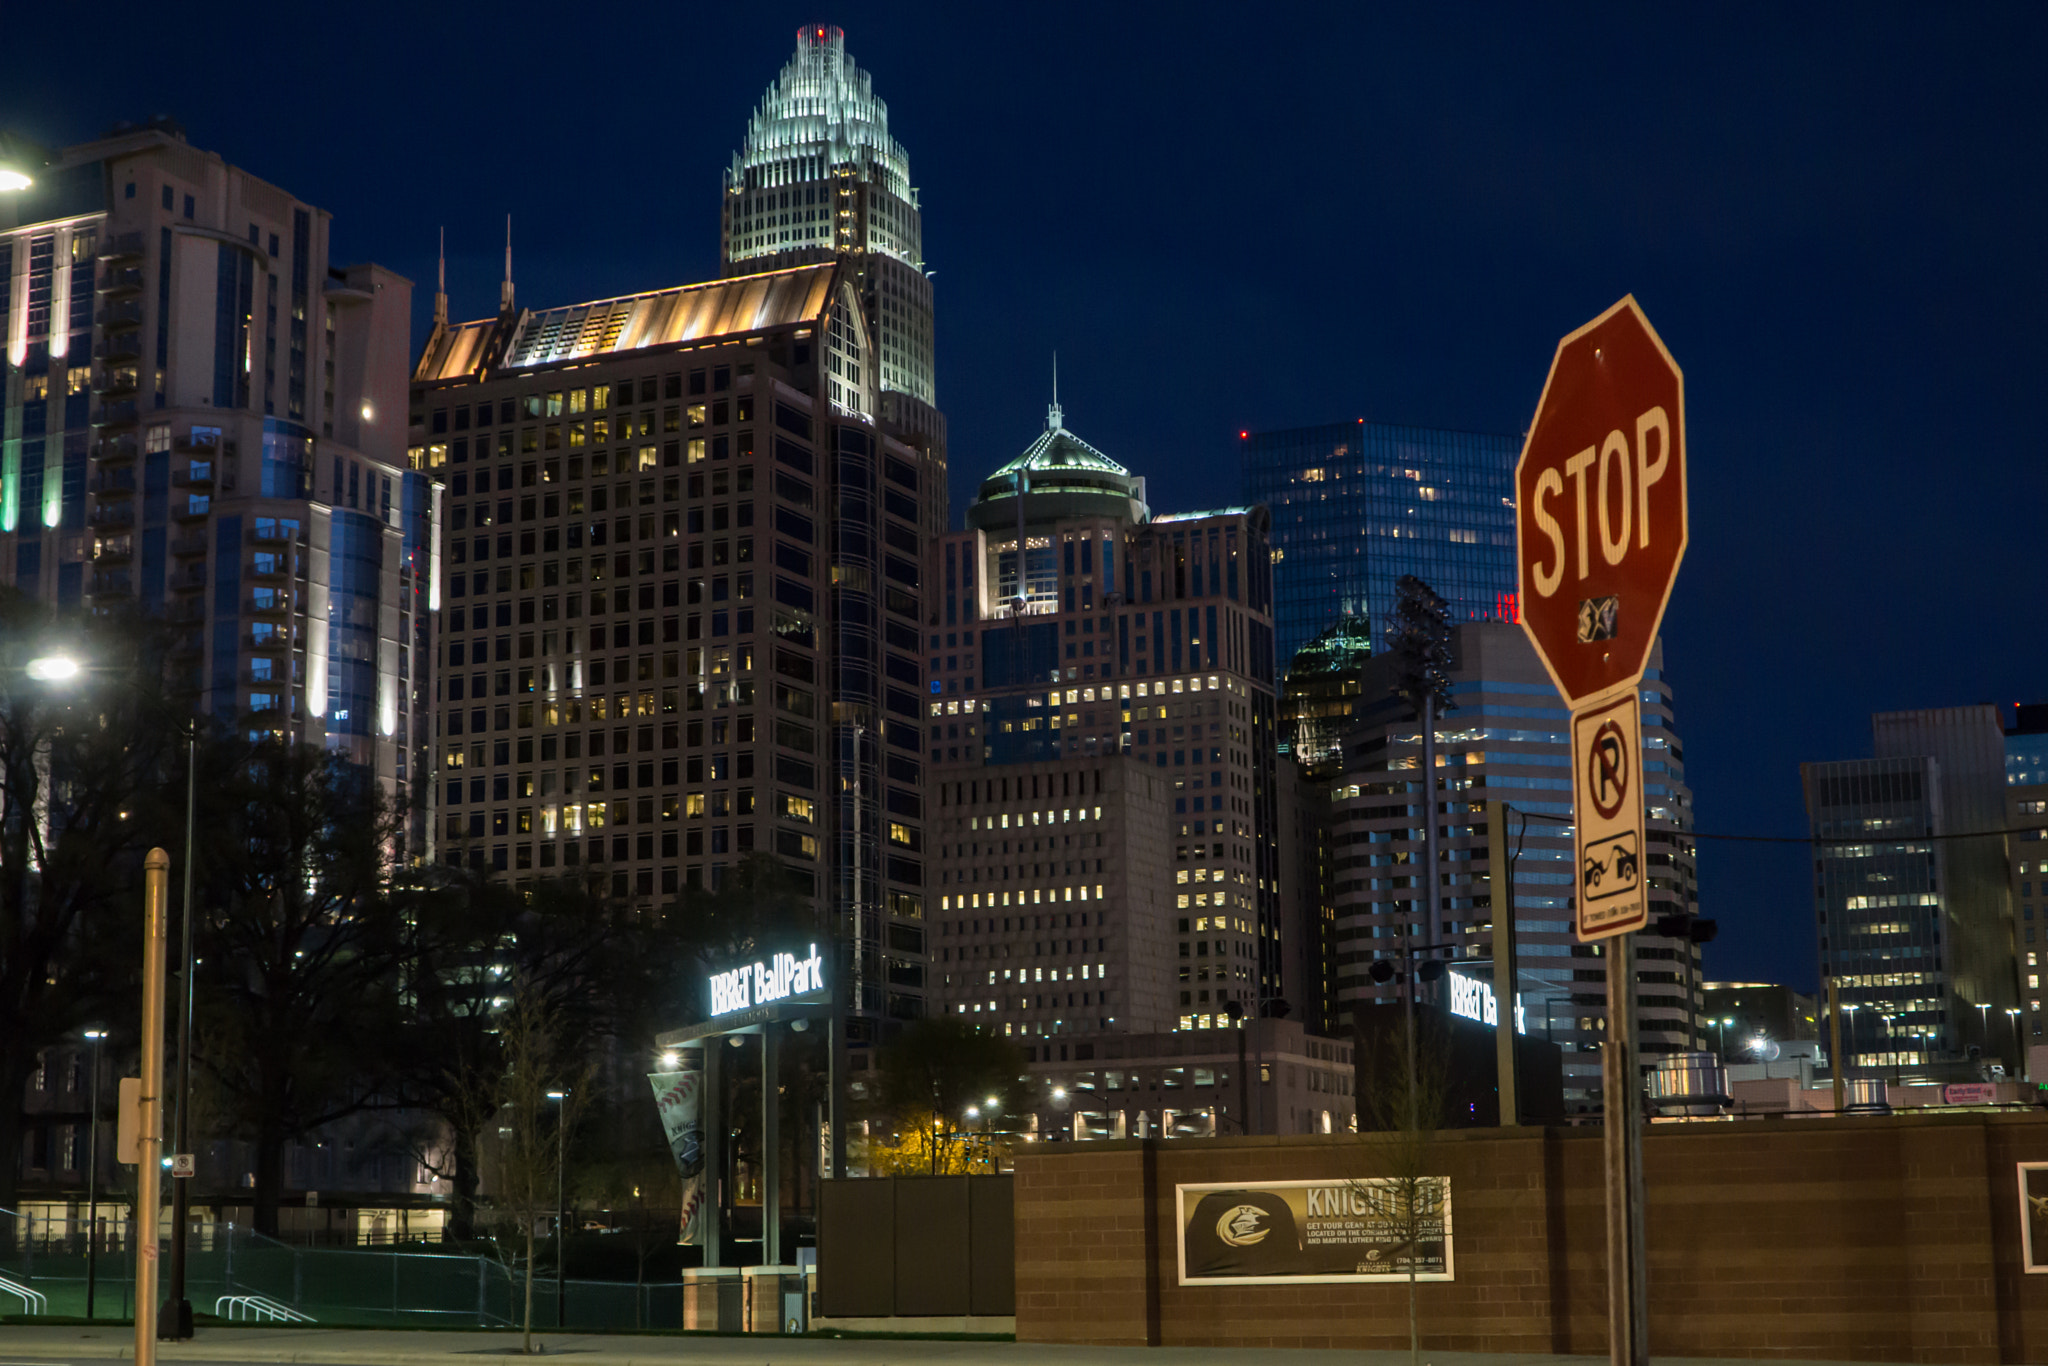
[966,403,1150,533]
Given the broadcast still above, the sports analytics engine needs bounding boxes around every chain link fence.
[0,1209,683,1328]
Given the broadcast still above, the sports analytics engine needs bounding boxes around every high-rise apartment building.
[1241,420,1520,670]
[410,260,940,1042]
[1804,705,2017,1073]
[722,26,943,482]
[0,121,430,848]
[924,404,1283,1038]
[1325,622,1702,1109]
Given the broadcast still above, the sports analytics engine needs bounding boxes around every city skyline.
[4,6,2046,996]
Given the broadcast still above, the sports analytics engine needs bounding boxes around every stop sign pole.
[1514,295,1687,1366]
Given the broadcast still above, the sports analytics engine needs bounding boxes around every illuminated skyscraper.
[1241,420,1520,669]
[924,402,1284,1039]
[0,120,430,853]
[722,25,943,493]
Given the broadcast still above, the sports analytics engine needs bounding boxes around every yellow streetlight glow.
[0,169,31,192]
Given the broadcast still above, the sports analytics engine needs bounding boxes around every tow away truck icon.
[1582,835,1640,893]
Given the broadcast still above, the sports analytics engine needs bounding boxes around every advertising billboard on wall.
[1175,1178,1454,1285]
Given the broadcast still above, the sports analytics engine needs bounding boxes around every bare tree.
[578,1151,681,1328]
[472,990,592,1354]
[1352,1009,1452,1366]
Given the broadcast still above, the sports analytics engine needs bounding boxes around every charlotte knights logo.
[1215,1204,1271,1247]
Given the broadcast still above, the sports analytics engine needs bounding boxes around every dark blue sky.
[10,2,2046,990]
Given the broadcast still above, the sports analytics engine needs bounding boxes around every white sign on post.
[1571,690,1648,939]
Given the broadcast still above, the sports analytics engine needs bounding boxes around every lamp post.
[20,653,197,1335]
[1713,1016,1734,1062]
[164,725,197,1340]
[2008,1008,2025,1080]
[546,1089,568,1328]
[83,1028,106,1319]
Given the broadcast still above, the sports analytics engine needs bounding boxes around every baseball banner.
[649,1067,706,1246]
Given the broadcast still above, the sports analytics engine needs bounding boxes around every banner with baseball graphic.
[1175,1178,1453,1285]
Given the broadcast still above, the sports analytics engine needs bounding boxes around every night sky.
[9,3,2046,992]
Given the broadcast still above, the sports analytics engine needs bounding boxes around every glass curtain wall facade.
[1242,420,1519,670]
[0,122,429,856]
[1804,757,1954,1071]
[1806,703,2020,1073]
[1326,622,1701,1110]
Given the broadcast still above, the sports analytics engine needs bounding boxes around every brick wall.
[1013,1113,2048,1362]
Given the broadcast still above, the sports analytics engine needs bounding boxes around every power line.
[1503,804,2044,846]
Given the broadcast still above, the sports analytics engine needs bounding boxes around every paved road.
[0,1326,1882,1366]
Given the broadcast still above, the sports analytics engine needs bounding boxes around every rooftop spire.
[1047,352,1063,432]
[500,215,514,315]
[433,226,448,329]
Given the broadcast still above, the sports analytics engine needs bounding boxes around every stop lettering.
[1515,296,1687,706]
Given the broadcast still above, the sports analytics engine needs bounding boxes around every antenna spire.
[1047,352,1063,432]
[433,227,448,328]
[500,215,514,315]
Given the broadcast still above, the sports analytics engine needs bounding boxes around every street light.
[2008,1009,2025,1080]
[19,650,200,1335]
[83,1028,106,1320]
[0,132,39,192]
[546,1089,569,1328]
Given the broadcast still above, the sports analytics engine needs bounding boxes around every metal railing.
[215,1294,314,1323]
[0,1272,48,1315]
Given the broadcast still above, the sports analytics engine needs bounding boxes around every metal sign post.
[1514,296,1687,1366]
[134,849,169,1366]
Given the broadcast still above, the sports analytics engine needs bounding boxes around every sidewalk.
[0,1325,1882,1366]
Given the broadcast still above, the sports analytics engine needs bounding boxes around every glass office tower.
[1805,704,2018,1074]
[1241,420,1519,669]
[1324,623,1700,1109]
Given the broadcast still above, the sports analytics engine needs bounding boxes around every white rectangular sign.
[1572,690,1648,941]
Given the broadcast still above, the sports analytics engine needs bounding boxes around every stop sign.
[1515,295,1687,705]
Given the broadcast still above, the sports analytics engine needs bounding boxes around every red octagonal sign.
[1515,295,1687,706]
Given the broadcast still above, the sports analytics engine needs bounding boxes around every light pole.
[1713,1016,1734,1062]
[165,724,197,1340]
[2008,1009,2025,1080]
[83,1028,106,1320]
[21,653,198,1335]
[546,1089,568,1328]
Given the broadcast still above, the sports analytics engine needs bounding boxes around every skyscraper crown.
[727,25,914,203]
